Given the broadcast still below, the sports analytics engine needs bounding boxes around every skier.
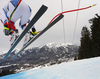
[0,0,37,45]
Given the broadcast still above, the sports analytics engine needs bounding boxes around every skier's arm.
[0,8,8,24]
[3,2,9,14]
[1,2,10,24]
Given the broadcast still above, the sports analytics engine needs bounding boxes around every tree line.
[78,14,100,59]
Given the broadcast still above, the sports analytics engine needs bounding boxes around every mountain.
[0,51,7,55]
[1,57,100,79]
[0,42,78,74]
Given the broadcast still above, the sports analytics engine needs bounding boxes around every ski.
[23,31,41,46]
[3,5,48,59]
[12,14,64,59]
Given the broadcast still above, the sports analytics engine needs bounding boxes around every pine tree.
[74,55,77,61]
[0,70,14,77]
[89,14,100,57]
[78,26,91,59]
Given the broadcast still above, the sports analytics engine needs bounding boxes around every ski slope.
[1,57,100,79]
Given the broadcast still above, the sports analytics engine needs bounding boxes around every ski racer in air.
[0,0,37,45]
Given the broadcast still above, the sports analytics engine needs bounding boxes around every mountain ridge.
[0,42,78,74]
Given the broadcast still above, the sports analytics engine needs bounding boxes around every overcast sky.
[0,0,100,52]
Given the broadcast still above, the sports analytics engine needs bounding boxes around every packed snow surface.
[1,57,100,79]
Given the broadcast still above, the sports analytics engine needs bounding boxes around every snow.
[0,64,17,69]
[1,57,100,79]
[0,51,7,55]
[14,48,20,53]
[46,42,72,48]
[39,42,73,48]
[0,48,20,55]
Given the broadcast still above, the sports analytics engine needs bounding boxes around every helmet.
[3,29,11,36]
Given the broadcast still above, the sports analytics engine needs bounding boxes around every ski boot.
[30,30,38,36]
[10,29,19,46]
[23,30,38,46]
[23,32,31,46]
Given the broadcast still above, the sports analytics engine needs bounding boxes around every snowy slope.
[1,57,100,79]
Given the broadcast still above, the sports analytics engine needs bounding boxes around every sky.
[0,0,100,52]
[1,57,100,79]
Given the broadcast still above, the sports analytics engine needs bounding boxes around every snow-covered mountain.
[0,49,19,59]
[1,57,100,79]
[0,42,78,74]
[0,51,7,55]
[41,42,73,48]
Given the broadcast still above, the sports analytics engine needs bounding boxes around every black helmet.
[3,29,11,36]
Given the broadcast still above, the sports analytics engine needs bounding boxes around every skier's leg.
[19,1,32,29]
